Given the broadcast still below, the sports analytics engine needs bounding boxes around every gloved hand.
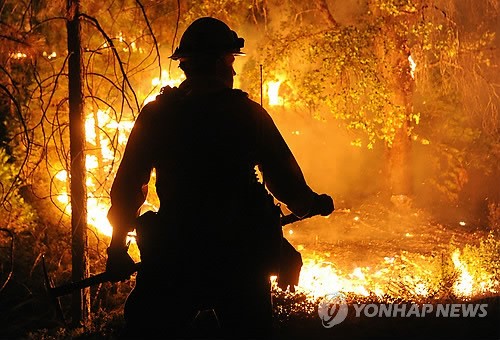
[105,246,137,283]
[311,193,335,217]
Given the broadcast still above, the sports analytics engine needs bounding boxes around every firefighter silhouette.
[105,17,334,339]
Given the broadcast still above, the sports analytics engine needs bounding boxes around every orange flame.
[50,70,500,302]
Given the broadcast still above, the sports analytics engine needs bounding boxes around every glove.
[105,246,137,283]
[311,193,335,217]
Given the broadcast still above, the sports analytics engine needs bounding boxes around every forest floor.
[2,199,500,339]
[272,198,500,339]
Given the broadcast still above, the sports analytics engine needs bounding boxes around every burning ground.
[2,197,499,339]
[269,200,500,338]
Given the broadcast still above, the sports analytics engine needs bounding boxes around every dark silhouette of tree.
[67,0,90,327]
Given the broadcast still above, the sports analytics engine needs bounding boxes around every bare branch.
[79,13,140,113]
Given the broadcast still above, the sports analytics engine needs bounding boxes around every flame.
[451,249,474,296]
[267,74,287,107]
[408,55,416,79]
[49,68,500,302]
[10,52,28,59]
[53,72,186,237]
[289,244,499,302]
[51,113,128,233]
[267,80,283,106]
[144,70,185,105]
[296,260,374,299]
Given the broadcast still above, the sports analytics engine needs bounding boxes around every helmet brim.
[169,50,245,60]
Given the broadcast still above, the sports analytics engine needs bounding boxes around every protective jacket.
[107,77,315,275]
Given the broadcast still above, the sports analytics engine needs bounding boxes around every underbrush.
[2,201,499,339]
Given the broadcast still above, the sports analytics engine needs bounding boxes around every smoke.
[234,0,499,231]
[267,108,385,209]
[328,0,368,26]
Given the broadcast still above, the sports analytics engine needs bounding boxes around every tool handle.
[51,262,141,297]
[51,271,110,297]
[50,213,319,297]
[280,213,301,226]
[280,210,329,226]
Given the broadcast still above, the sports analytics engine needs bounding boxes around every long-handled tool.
[42,214,300,299]
[42,205,333,323]
[43,258,141,299]
[43,213,303,299]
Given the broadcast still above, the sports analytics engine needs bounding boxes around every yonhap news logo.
[318,293,488,328]
[317,292,349,328]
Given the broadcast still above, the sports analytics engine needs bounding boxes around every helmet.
[169,17,245,60]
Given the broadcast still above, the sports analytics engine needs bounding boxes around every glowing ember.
[10,52,28,59]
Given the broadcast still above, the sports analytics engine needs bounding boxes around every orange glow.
[277,243,499,302]
[267,80,283,106]
[267,74,287,107]
[408,55,416,78]
[50,70,499,302]
[53,72,186,237]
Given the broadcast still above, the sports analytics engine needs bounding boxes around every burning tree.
[0,0,171,328]
[242,0,499,209]
[0,0,499,337]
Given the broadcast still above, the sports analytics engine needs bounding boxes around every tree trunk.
[376,18,415,201]
[387,115,413,197]
[386,43,414,199]
[67,0,90,327]
[313,0,339,28]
